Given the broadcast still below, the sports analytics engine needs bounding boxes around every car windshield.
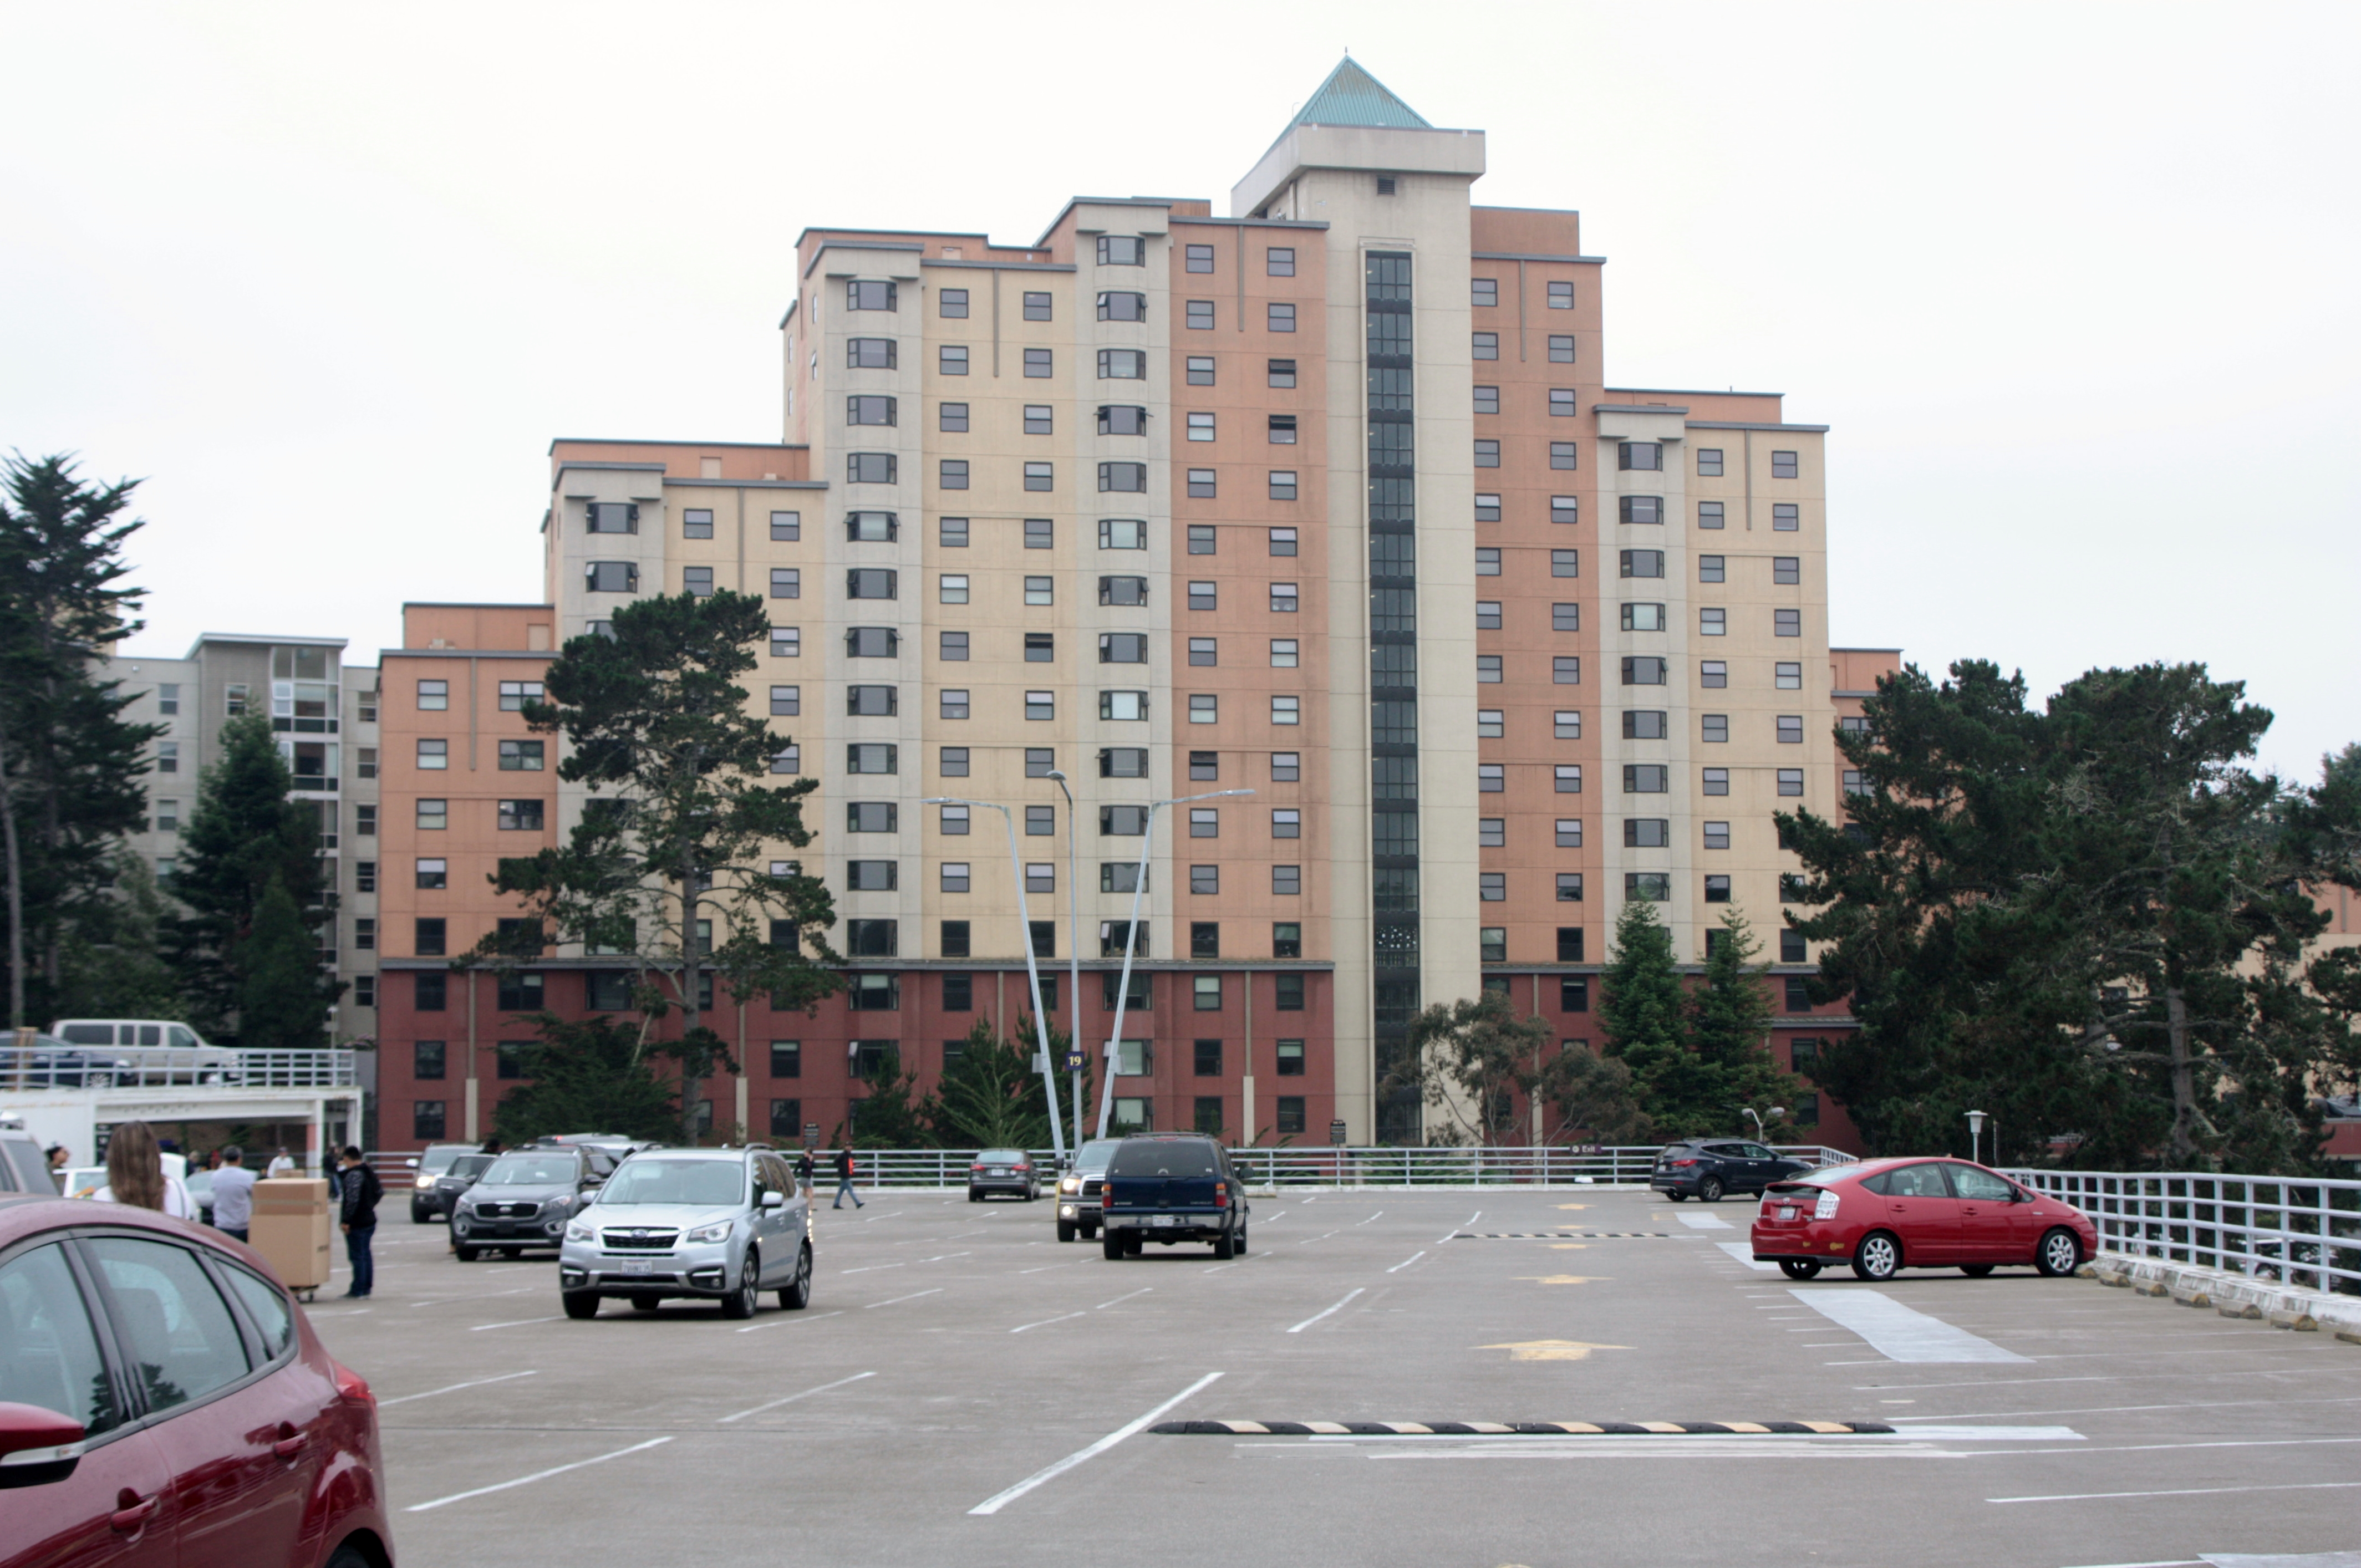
[1770,1168,1848,1189]
[978,1149,1026,1162]
[419,1148,465,1175]
[1108,1141,1219,1178]
[479,1155,577,1187]
[1076,1140,1120,1172]
[449,1156,495,1178]
[597,1159,746,1206]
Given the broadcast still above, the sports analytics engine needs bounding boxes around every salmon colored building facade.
[372,62,1894,1152]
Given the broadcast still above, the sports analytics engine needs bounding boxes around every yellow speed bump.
[1477,1340,1631,1362]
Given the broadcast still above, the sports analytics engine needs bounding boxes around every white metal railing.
[2009,1168,2361,1296]
[0,1046,359,1091]
[762,1144,1856,1190]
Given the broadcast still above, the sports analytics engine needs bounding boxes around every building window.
[1699,660,1727,690]
[1701,713,1729,745]
[1780,930,1808,964]
[413,1100,446,1141]
[1478,814,1504,845]
[416,739,448,771]
[1556,765,1584,793]
[1185,243,1215,274]
[1703,820,1731,851]
[1555,709,1582,740]
[1019,461,1052,492]
[1187,638,1217,668]
[1474,385,1499,415]
[414,920,447,959]
[1264,301,1296,334]
[1473,439,1499,469]
[1268,358,1297,388]
[680,567,714,598]
[1188,694,1217,725]
[1097,235,1144,265]
[940,862,970,894]
[1553,656,1582,686]
[1187,356,1215,386]
[498,739,545,771]
[1098,462,1147,493]
[1621,657,1667,686]
[1185,412,1215,445]
[585,501,638,533]
[1549,442,1579,475]
[497,798,545,831]
[1624,818,1670,848]
[1469,547,1500,579]
[1265,246,1295,276]
[1777,661,1803,690]
[1626,872,1671,902]
[1702,767,1730,797]
[1697,554,1726,584]
[1472,332,1499,360]
[1271,808,1301,839]
[1478,763,1504,793]
[938,344,968,375]
[1097,349,1146,379]
[1270,695,1301,726]
[1474,493,1501,522]
[1268,414,1297,446]
[1478,710,1503,739]
[1772,554,1804,586]
[1699,607,1726,637]
[1479,928,1507,963]
[1619,496,1663,525]
[1187,469,1216,498]
[415,678,450,712]
[939,287,969,318]
[1476,600,1502,631]
[1548,334,1575,362]
[1778,768,1807,797]
[1270,582,1299,613]
[1101,690,1148,722]
[1022,348,1054,379]
[1023,404,1057,435]
[1773,503,1800,531]
[1776,715,1805,746]
[1623,765,1667,794]
[846,743,897,774]
[939,747,970,778]
[1772,450,1799,479]
[1024,690,1055,722]
[1477,655,1501,684]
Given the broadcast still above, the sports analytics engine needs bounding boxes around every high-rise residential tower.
[374,62,1887,1150]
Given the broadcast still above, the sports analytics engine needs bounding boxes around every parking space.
[320,1188,2361,1568]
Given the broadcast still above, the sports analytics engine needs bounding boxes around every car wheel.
[562,1292,600,1320]
[1699,1176,1724,1204]
[1960,1263,1996,1277]
[1778,1259,1821,1280]
[722,1250,760,1320]
[968,1189,981,1203]
[412,1202,431,1224]
[1666,1191,1687,1203]
[780,1243,812,1311]
[1852,1230,1902,1281]
[1057,1220,1077,1243]
[1102,1231,1123,1260]
[2036,1227,2082,1277]
[323,1542,373,1568]
[1235,1226,1248,1256]
[1122,1235,1143,1256]
[1213,1230,1235,1260]
[455,1245,479,1262]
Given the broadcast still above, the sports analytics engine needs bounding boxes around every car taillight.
[1213,1181,1229,1209]
[1014,1163,1029,1172]
[1814,1190,1841,1221]
[333,1362,375,1408]
[1670,1158,1698,1168]
[970,1163,984,1172]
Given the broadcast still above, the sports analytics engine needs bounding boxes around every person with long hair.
[94,1121,195,1219]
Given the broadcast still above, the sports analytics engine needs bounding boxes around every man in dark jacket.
[832,1147,863,1210]
[338,1146,383,1297]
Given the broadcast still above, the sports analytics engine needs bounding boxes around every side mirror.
[0,1402,86,1490]
[760,1190,786,1209]
[405,1159,419,1169]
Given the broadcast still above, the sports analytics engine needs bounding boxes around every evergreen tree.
[1686,909,1800,1140]
[1541,1043,1652,1146]
[235,875,330,1050]
[0,454,161,1025]
[1599,899,1709,1132]
[493,1015,680,1146]
[841,1045,934,1148]
[57,851,182,1019]
[471,590,839,1145]
[168,714,332,1040]
[933,1015,1072,1149]
[1386,989,1555,1146]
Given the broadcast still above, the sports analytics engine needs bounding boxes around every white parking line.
[1678,1213,1734,1230]
[864,1288,943,1309]
[1386,1251,1426,1274]
[1441,1211,1479,1244]
[1791,1289,2031,1363]
[915,1252,971,1263]
[469,1316,563,1332]
[406,1437,675,1512]
[379,1370,537,1407]
[716,1371,876,1423]
[1354,1210,1384,1225]
[1285,1287,1363,1334]
[1989,1479,2361,1505]
[1011,1311,1086,1334]
[968,1372,1223,1515]
[1095,1287,1152,1310]
[1717,1243,1778,1272]
[839,1263,904,1275]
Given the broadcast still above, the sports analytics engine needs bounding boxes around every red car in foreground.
[1750,1157,2098,1282]
[0,1193,392,1568]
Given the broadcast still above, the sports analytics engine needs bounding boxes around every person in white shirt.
[91,1121,195,1220]
[211,1145,258,1241]
[266,1147,296,1178]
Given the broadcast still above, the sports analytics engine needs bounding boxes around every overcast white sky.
[4,1,2354,778]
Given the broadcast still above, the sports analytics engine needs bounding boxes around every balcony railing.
[1,1046,359,1091]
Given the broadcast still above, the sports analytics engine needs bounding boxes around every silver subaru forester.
[558,1146,812,1320]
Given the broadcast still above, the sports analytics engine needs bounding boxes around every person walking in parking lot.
[795,1148,815,1200]
[338,1146,381,1297]
[832,1147,864,1209]
[211,1145,257,1242]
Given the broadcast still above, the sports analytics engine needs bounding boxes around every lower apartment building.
[372,61,1894,1151]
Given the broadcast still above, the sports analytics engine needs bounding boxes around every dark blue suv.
[1098,1135,1250,1259]
[1651,1139,1812,1203]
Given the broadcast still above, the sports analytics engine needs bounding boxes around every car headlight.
[566,1220,595,1243]
[685,1220,734,1245]
[415,1174,436,1190]
[1060,1177,1080,1195]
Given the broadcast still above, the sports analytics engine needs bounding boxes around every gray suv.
[558,1147,812,1320]
[450,1146,614,1260]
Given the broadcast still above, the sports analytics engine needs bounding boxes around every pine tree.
[0,454,162,1025]
[235,875,331,1051]
[58,851,182,1019]
[168,714,331,1040]
[1599,899,1704,1132]
[493,1015,680,1146]
[1687,908,1799,1140]
[842,1046,934,1148]
[933,1015,1067,1149]
[472,590,839,1145]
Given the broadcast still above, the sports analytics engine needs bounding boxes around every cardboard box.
[250,1178,334,1292]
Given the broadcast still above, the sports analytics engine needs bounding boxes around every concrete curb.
[2083,1252,2361,1342]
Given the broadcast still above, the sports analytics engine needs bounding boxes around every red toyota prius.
[0,1193,393,1568]
[1749,1157,2098,1282]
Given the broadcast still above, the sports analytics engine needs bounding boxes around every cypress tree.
[235,874,330,1051]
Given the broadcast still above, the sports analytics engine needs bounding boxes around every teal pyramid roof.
[1293,58,1431,130]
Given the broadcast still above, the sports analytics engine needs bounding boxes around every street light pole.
[920,796,1066,1169]
[1096,788,1253,1139]
[1047,770,1082,1162]
[1966,1108,1987,1167]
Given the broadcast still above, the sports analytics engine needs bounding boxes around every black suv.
[1098,1134,1250,1259]
[1651,1139,1812,1202]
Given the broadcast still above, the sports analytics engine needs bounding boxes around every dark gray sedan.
[420,1153,496,1220]
[966,1149,1040,1203]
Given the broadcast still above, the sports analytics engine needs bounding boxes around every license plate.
[989,1168,1009,1175]
[622,1260,652,1275]
[1777,1208,1797,1221]
[1150,1215,1176,1228]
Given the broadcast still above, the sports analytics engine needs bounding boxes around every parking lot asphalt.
[317,1186,2361,1568]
